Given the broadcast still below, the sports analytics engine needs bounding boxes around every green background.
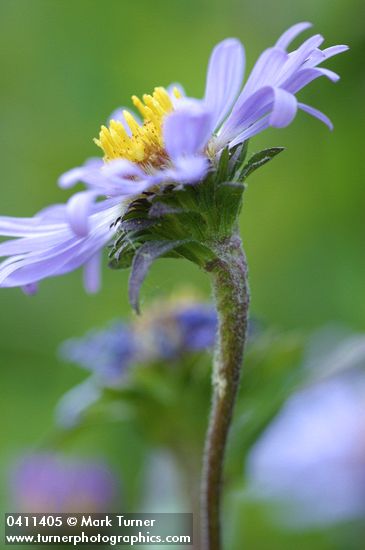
[0,0,364,548]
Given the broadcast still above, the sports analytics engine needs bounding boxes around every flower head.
[60,294,217,385]
[60,321,136,385]
[57,294,217,427]
[0,23,347,292]
[11,453,117,513]
[247,374,365,528]
[133,295,218,360]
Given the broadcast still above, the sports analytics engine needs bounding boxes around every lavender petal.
[66,190,99,237]
[204,38,245,130]
[163,101,213,160]
[83,251,102,293]
[298,102,333,130]
[275,22,312,50]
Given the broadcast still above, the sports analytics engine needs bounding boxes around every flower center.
[94,87,181,167]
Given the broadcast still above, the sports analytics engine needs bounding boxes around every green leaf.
[108,248,136,270]
[239,147,285,181]
[227,141,249,179]
[215,145,230,182]
[215,182,245,235]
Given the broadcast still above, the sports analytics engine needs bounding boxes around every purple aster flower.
[60,321,136,385]
[133,298,217,360]
[136,306,217,360]
[56,298,216,428]
[60,298,217,388]
[173,304,217,351]
[0,23,347,292]
[247,375,365,528]
[11,453,117,513]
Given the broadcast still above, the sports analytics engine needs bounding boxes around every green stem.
[201,233,250,550]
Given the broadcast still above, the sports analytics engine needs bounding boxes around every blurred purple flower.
[247,375,365,528]
[60,301,217,384]
[60,321,136,385]
[0,23,347,292]
[57,299,216,427]
[12,453,117,513]
[137,303,217,361]
[174,305,217,351]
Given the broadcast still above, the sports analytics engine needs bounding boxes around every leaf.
[215,146,230,182]
[227,140,249,178]
[121,218,156,232]
[129,239,191,313]
[108,248,136,270]
[148,202,184,218]
[215,182,245,235]
[239,147,285,181]
[122,199,151,222]
[108,230,142,268]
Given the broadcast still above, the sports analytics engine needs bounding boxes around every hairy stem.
[201,233,250,550]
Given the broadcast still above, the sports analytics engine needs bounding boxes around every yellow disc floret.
[94,87,181,167]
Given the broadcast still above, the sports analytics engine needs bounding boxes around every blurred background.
[0,0,364,548]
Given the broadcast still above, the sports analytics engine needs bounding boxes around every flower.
[134,302,218,360]
[60,321,137,385]
[11,453,118,513]
[57,295,217,427]
[0,199,120,293]
[0,23,347,292]
[165,304,218,352]
[60,296,217,384]
[246,374,365,528]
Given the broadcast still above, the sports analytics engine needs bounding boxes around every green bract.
[109,144,284,312]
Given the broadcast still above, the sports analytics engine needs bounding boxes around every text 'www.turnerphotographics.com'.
[5,513,193,546]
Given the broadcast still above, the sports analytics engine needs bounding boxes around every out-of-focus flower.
[134,298,217,361]
[0,23,347,292]
[246,375,365,528]
[57,295,217,428]
[60,295,217,385]
[12,453,117,513]
[173,304,218,351]
[60,321,136,385]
